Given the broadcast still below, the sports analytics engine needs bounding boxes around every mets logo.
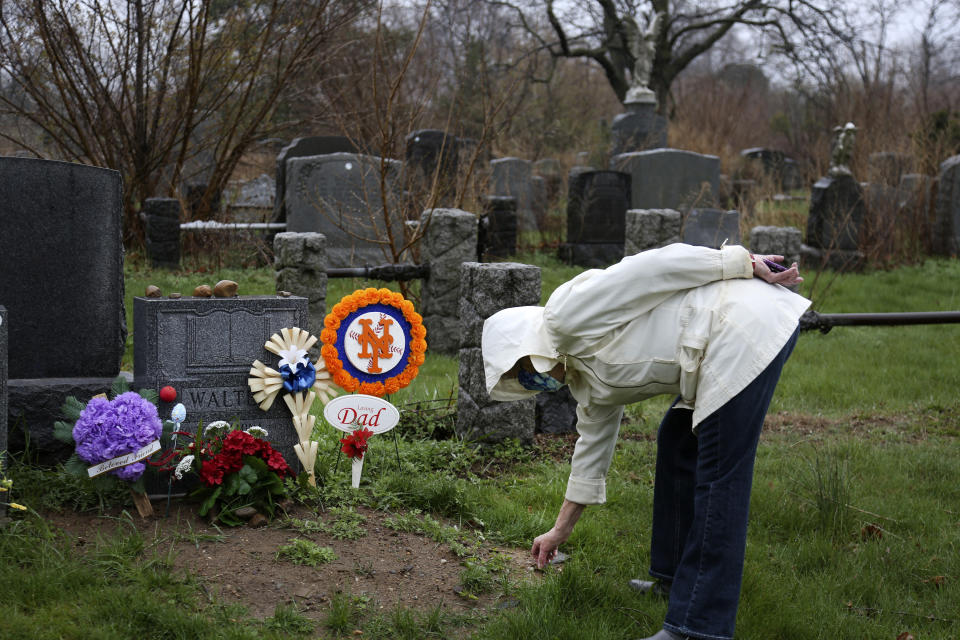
[345,312,406,375]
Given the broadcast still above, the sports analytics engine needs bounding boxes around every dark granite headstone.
[806,173,865,251]
[932,155,960,256]
[405,129,459,186]
[610,102,667,155]
[284,152,404,267]
[562,170,631,267]
[134,295,309,472]
[1,306,7,510]
[144,198,182,269]
[682,209,741,249]
[274,136,358,223]
[0,157,126,380]
[480,196,518,259]
[612,149,720,211]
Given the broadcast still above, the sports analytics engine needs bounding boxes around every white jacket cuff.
[565,474,607,505]
[720,245,753,280]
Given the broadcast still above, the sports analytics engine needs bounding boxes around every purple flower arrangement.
[72,392,163,482]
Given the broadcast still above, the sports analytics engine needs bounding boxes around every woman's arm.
[532,499,586,569]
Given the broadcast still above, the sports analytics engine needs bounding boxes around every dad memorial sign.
[134,295,310,477]
[320,288,427,487]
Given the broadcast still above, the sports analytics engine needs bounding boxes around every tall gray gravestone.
[0,158,126,462]
[932,155,960,256]
[563,170,632,267]
[285,153,403,267]
[419,209,478,354]
[273,136,358,223]
[612,149,720,211]
[1,306,7,516]
[134,295,309,473]
[457,262,540,444]
[491,158,537,231]
[803,173,866,270]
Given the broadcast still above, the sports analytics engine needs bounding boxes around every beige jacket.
[482,243,810,505]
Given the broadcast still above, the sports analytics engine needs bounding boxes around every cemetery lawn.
[3,255,959,639]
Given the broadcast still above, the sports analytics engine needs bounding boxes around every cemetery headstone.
[1,306,7,516]
[562,170,631,267]
[749,226,802,267]
[802,173,866,270]
[284,152,404,267]
[405,129,459,199]
[0,158,126,461]
[274,136,358,223]
[612,149,720,211]
[420,209,478,354]
[144,198,182,269]
[457,262,540,444]
[225,174,275,222]
[491,158,537,231]
[933,154,960,256]
[610,102,667,156]
[624,209,682,254]
[682,208,740,249]
[479,196,518,259]
[739,148,801,192]
[534,158,563,203]
[896,173,934,224]
[133,295,309,472]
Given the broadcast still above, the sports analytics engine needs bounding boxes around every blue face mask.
[517,367,565,392]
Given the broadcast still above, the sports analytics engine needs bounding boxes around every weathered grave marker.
[563,170,632,267]
[134,296,309,471]
[274,136,358,222]
[612,149,720,211]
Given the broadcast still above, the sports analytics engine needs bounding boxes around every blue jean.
[649,328,799,640]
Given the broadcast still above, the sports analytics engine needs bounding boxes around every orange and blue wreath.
[320,288,427,397]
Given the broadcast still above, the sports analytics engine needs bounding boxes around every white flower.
[246,426,268,438]
[204,420,230,436]
[277,345,309,370]
[174,455,195,480]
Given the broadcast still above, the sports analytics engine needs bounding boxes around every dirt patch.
[43,502,536,623]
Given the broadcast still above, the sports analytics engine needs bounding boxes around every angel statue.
[829,122,857,176]
[623,11,664,104]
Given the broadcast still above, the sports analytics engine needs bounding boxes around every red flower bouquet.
[340,427,374,460]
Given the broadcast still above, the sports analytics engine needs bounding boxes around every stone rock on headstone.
[612,149,720,211]
[274,136,358,223]
[457,262,540,444]
[0,158,126,461]
[749,226,802,266]
[868,152,912,186]
[491,158,537,231]
[144,198,182,269]
[536,386,578,434]
[802,173,866,270]
[420,209,478,354]
[479,196,518,259]
[562,170,631,267]
[225,174,276,223]
[932,155,960,256]
[682,209,740,249]
[274,232,328,341]
[133,295,309,476]
[624,209,682,254]
[285,153,403,267]
[610,102,667,156]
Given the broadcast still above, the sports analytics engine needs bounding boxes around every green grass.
[6,251,960,639]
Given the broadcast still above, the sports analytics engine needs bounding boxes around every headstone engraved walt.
[134,296,309,472]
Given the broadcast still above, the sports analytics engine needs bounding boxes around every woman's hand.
[531,527,568,569]
[751,254,803,287]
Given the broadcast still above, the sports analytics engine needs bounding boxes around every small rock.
[248,513,268,528]
[235,506,257,520]
[168,292,182,299]
[145,285,162,298]
[278,290,292,297]
[214,280,239,297]
[193,285,212,297]
[549,551,569,565]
